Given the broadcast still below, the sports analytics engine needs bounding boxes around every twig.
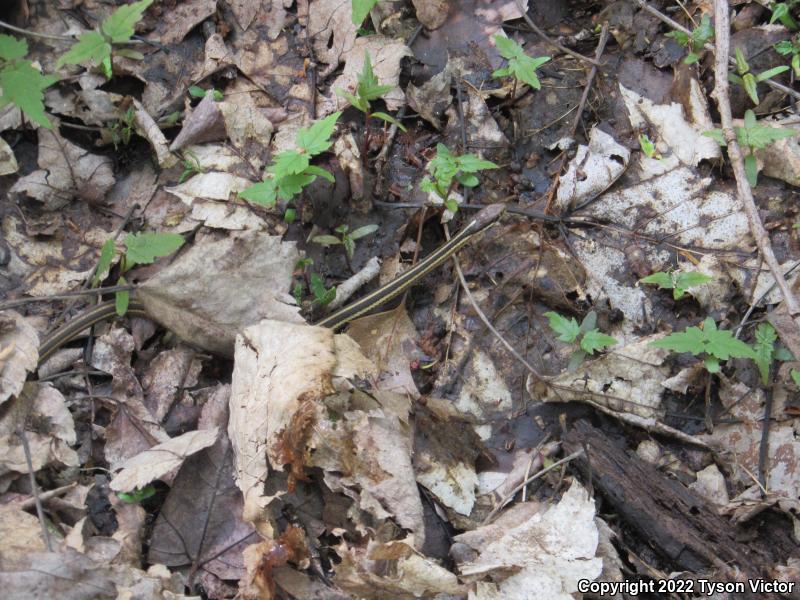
[325,256,381,311]
[513,0,601,67]
[17,427,53,551]
[0,284,135,310]
[0,19,73,42]
[757,384,773,495]
[711,0,800,315]
[631,0,800,102]
[482,448,585,524]
[19,482,78,510]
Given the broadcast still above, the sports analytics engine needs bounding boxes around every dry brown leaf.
[309,0,358,77]
[132,99,178,168]
[0,311,38,406]
[147,0,216,44]
[110,427,219,492]
[412,0,451,29]
[9,127,114,210]
[142,347,202,423]
[0,503,48,559]
[137,232,303,357]
[0,136,18,175]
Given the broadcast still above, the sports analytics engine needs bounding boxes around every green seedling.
[310,273,336,306]
[650,317,756,373]
[336,51,406,161]
[239,112,341,223]
[57,0,153,79]
[420,143,497,213]
[751,322,794,385]
[117,485,156,504]
[0,34,58,129]
[313,223,379,263]
[352,0,380,25]
[639,270,711,300]
[108,105,136,149]
[775,34,800,77]
[94,231,185,315]
[544,310,617,371]
[492,34,550,93]
[792,369,800,387]
[178,150,204,183]
[638,134,661,159]
[188,85,223,101]
[704,109,797,186]
[665,14,714,64]
[770,1,799,30]
[729,47,789,106]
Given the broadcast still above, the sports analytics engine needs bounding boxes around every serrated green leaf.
[457,154,498,173]
[124,232,184,266]
[640,271,674,289]
[0,61,58,128]
[739,111,797,149]
[492,66,513,78]
[371,111,406,131]
[494,34,522,60]
[650,325,706,354]
[336,88,368,113]
[239,179,278,206]
[665,30,689,46]
[753,322,777,385]
[296,112,341,155]
[350,224,378,240]
[277,172,315,199]
[311,273,336,305]
[703,128,726,146]
[357,52,393,101]
[0,34,27,61]
[101,0,154,43]
[704,327,756,361]
[304,165,335,182]
[775,40,794,55]
[93,238,117,285]
[544,311,580,344]
[580,329,617,355]
[312,235,342,246]
[675,271,712,290]
[57,31,110,69]
[271,150,309,175]
[352,0,380,24]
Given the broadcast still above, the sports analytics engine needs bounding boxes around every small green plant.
[57,0,153,79]
[753,322,779,385]
[492,34,550,92]
[420,143,497,213]
[310,273,336,306]
[94,231,185,315]
[665,14,714,64]
[639,270,711,300]
[188,85,223,101]
[638,134,661,159]
[0,34,58,129]
[791,368,800,387]
[704,109,797,186]
[239,112,341,222]
[729,47,789,106]
[770,1,799,30]
[313,223,378,270]
[117,485,156,503]
[650,317,755,373]
[108,105,136,149]
[352,0,380,25]
[775,34,800,77]
[178,150,204,183]
[337,52,405,160]
[544,310,617,371]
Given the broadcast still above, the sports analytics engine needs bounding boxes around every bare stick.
[325,256,381,311]
[711,0,800,315]
[514,0,601,67]
[0,284,135,310]
[0,19,73,41]
[18,427,53,551]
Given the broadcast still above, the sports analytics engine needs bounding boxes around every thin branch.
[0,19,74,42]
[711,0,800,315]
[0,284,135,310]
[513,0,601,67]
[18,427,53,551]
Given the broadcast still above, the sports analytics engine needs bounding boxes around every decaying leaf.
[0,311,38,406]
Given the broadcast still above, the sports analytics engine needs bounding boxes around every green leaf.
[101,0,154,43]
[0,34,28,61]
[457,154,498,173]
[775,40,794,55]
[276,172,315,199]
[310,273,336,305]
[674,271,712,290]
[284,207,297,223]
[116,276,129,316]
[704,355,721,373]
[744,154,758,187]
[350,224,379,240]
[791,368,800,387]
[0,61,58,128]
[123,232,184,266]
[335,88,368,113]
[756,65,790,82]
[444,197,459,213]
[188,85,206,98]
[665,30,689,46]
[579,311,597,335]
[650,325,707,354]
[271,150,309,175]
[352,0,380,24]
[742,73,759,105]
[775,346,794,361]
[115,48,144,60]
[567,349,587,371]
[703,128,726,146]
[704,328,756,362]
[357,52,393,101]
[580,329,617,355]
[57,31,110,69]
[304,165,335,182]
[371,111,406,131]
[544,311,580,344]
[735,47,750,74]
[494,34,522,60]
[640,271,674,289]
[93,238,116,286]
[793,53,800,77]
[753,322,777,385]
[239,179,278,206]
[684,52,700,65]
[457,173,479,187]
[116,484,156,503]
[312,235,342,246]
[343,236,355,258]
[639,134,657,158]
[296,112,342,155]
[739,110,797,149]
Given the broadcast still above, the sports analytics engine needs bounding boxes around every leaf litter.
[1,0,800,598]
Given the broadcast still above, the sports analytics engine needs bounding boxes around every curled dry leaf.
[146,0,216,45]
[308,0,358,77]
[0,310,39,406]
[130,99,178,168]
[110,427,219,492]
[137,232,303,357]
[0,135,18,175]
[454,480,602,599]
